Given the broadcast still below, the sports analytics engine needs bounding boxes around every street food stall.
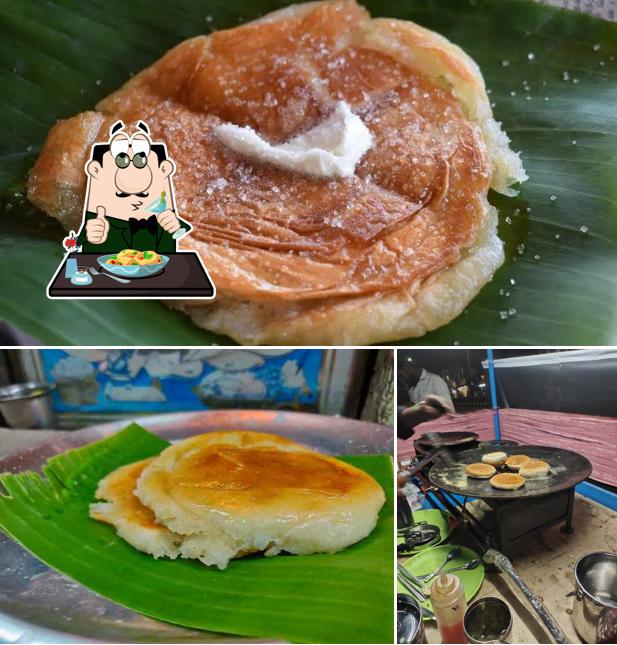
[397,349,617,644]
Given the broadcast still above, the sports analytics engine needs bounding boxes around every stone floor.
[400,494,617,643]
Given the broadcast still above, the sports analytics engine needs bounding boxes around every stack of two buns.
[505,455,550,479]
[89,431,386,570]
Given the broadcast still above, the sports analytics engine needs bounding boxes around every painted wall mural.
[41,349,322,412]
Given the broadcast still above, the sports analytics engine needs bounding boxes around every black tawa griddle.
[428,444,592,500]
[414,431,479,457]
[423,444,592,555]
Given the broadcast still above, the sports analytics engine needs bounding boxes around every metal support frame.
[418,470,577,557]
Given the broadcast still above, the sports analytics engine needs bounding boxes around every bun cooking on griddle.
[519,459,550,478]
[482,451,507,467]
[465,463,496,479]
[505,455,531,471]
[490,473,526,490]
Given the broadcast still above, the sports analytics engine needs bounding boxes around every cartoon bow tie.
[129,214,158,235]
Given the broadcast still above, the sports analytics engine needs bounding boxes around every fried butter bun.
[89,458,183,559]
[482,451,507,467]
[490,473,526,490]
[465,463,496,479]
[505,455,531,471]
[27,0,526,344]
[135,431,386,569]
[519,459,550,478]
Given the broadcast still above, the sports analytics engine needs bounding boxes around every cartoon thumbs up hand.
[86,206,110,244]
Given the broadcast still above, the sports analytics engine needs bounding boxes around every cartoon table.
[48,252,214,298]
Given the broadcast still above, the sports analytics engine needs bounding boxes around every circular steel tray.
[428,444,592,500]
[0,410,393,644]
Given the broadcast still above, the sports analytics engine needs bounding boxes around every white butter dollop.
[213,102,373,179]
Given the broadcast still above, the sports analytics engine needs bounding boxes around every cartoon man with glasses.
[73,120,191,253]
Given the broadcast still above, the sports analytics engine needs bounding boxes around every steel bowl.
[397,594,427,644]
[0,382,56,429]
[464,596,513,643]
[572,552,617,643]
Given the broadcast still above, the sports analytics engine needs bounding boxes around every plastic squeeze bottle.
[430,573,468,643]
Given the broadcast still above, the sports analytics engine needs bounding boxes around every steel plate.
[0,410,393,644]
[428,444,592,500]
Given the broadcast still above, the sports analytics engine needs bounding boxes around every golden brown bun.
[27,0,526,345]
[175,0,525,344]
[490,473,526,490]
[505,455,531,471]
[89,458,182,559]
[136,431,385,569]
[519,459,550,478]
[482,451,507,467]
[465,463,496,479]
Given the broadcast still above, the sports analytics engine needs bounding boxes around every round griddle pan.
[428,444,592,500]
[416,431,479,450]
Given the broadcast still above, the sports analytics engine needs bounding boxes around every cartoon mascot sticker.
[47,120,215,299]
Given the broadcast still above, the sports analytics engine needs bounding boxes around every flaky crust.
[27,1,525,345]
[357,16,526,195]
[172,199,503,344]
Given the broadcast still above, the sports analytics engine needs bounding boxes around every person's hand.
[85,206,109,244]
[401,395,454,425]
[417,394,454,418]
[157,209,181,234]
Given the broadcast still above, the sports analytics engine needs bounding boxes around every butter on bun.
[482,451,507,467]
[465,463,496,479]
[490,473,526,490]
[135,431,385,569]
[519,459,550,478]
[505,455,531,471]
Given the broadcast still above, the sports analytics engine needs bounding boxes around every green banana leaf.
[0,0,616,344]
[0,423,394,643]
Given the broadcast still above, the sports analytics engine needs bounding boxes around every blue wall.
[41,349,322,413]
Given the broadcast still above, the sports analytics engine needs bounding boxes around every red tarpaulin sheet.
[397,408,617,488]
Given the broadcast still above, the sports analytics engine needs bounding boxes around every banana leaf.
[0,0,616,344]
[0,423,394,643]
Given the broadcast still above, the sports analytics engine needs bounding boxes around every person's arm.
[432,376,455,410]
[397,395,455,439]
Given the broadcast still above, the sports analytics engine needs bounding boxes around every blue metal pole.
[486,348,501,440]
